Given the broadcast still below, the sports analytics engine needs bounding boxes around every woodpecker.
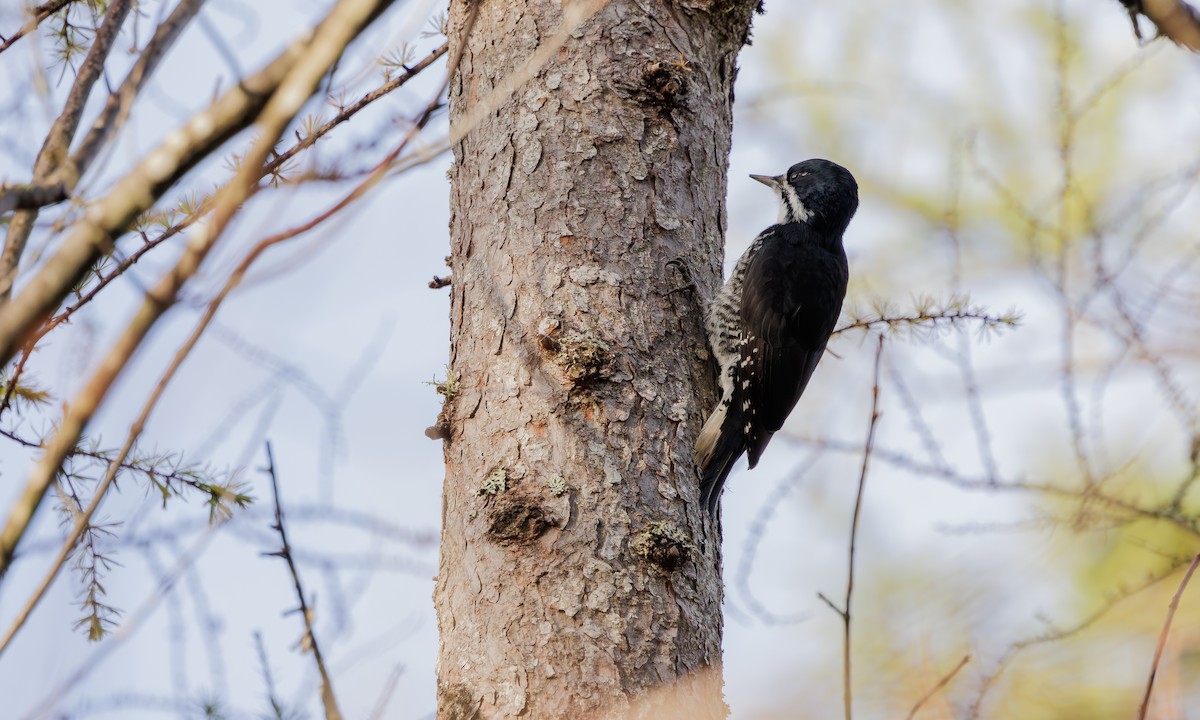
[695,158,857,515]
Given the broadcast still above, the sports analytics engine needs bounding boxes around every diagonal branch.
[0,0,398,581]
[1137,552,1200,719]
[69,0,210,185]
[264,442,343,720]
[0,39,446,407]
[0,0,83,55]
[0,0,135,301]
[0,36,466,649]
[0,0,207,219]
[820,334,886,720]
[905,655,971,720]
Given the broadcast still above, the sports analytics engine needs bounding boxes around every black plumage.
[695,158,858,515]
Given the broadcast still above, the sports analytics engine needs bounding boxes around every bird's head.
[751,158,859,235]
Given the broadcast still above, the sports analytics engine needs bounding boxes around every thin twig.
[966,555,1191,718]
[0,0,82,55]
[822,334,885,720]
[0,0,396,588]
[27,525,223,719]
[1137,551,1200,719]
[905,655,971,720]
[0,0,135,301]
[265,41,449,179]
[263,442,343,720]
[0,0,381,368]
[254,632,287,720]
[69,0,211,184]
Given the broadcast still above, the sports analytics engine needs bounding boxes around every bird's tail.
[696,401,746,515]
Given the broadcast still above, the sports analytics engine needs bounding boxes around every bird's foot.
[663,257,709,302]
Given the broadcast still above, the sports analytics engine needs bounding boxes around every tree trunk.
[435,1,758,716]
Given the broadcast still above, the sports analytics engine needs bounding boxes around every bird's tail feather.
[698,412,746,516]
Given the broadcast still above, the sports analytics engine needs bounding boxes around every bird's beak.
[750,173,782,189]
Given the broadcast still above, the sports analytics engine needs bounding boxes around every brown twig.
[1137,551,1200,719]
[0,0,135,301]
[0,0,466,653]
[264,41,449,180]
[68,0,211,185]
[0,0,396,585]
[0,0,376,369]
[820,334,885,720]
[905,654,971,720]
[0,0,81,55]
[263,442,343,720]
[0,33,445,405]
[833,300,1020,339]
[965,554,1192,718]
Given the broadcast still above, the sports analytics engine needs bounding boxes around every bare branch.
[0,0,397,582]
[0,63,461,639]
[905,655,971,720]
[69,0,211,183]
[0,38,446,390]
[829,334,885,720]
[1137,552,1200,719]
[265,41,449,179]
[0,181,69,214]
[0,23,298,366]
[263,442,343,720]
[834,295,1021,339]
[0,0,82,55]
[0,0,135,301]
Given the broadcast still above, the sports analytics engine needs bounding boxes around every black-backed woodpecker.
[695,158,858,515]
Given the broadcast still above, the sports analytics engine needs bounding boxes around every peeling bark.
[435,1,758,716]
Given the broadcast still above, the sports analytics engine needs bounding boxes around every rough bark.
[435,1,758,717]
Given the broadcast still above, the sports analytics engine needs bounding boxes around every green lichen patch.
[556,332,612,384]
[426,367,460,401]
[477,468,508,496]
[545,475,570,496]
[633,520,692,572]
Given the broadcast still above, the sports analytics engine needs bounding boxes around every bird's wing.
[738,230,840,466]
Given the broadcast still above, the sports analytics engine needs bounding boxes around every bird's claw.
[664,257,699,297]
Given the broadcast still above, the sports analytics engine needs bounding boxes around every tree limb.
[821,334,885,720]
[69,0,210,185]
[264,442,343,720]
[0,182,68,214]
[0,0,397,581]
[1137,552,1200,719]
[905,655,971,720]
[0,0,135,301]
[0,0,82,55]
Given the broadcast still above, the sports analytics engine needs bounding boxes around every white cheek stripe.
[779,184,813,223]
